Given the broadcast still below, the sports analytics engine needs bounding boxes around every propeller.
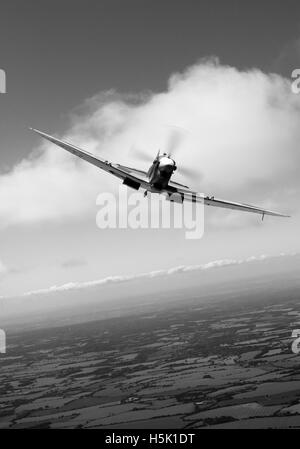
[178,165,200,180]
[129,128,202,184]
[165,127,201,183]
[165,127,185,158]
[130,145,153,163]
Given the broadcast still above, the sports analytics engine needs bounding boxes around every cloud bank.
[19,253,289,298]
[1,58,299,228]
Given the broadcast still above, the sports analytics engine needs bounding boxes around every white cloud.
[61,258,87,269]
[0,259,7,275]
[20,253,288,298]
[0,58,299,228]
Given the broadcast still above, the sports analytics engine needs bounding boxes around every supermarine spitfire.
[30,128,289,220]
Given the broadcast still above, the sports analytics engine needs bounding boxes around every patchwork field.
[1,281,300,429]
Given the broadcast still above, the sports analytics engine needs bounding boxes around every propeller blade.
[130,145,153,163]
[178,166,200,179]
[166,128,185,158]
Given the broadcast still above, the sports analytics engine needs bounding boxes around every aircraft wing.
[30,128,289,218]
[168,179,190,189]
[164,185,289,218]
[30,128,151,190]
[115,164,149,180]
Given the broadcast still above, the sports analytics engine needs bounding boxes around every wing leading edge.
[30,128,150,190]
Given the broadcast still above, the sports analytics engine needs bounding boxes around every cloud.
[20,253,288,298]
[0,58,299,229]
[61,258,87,269]
[0,259,7,276]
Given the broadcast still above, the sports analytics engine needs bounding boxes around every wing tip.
[266,212,291,218]
[29,127,40,135]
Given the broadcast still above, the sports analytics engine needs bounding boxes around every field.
[1,274,300,429]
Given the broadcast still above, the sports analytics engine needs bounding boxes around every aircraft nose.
[160,164,173,171]
[159,156,176,171]
[159,164,174,178]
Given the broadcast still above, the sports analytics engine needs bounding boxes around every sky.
[0,0,300,297]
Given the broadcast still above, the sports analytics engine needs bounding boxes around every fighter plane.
[30,128,289,219]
